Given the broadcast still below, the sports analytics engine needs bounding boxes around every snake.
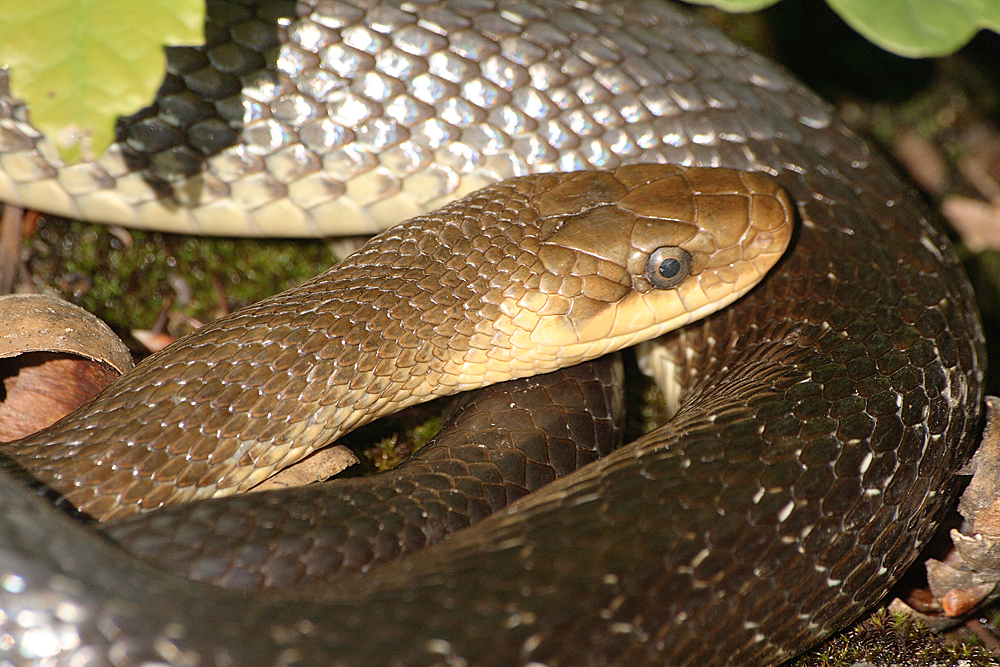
[0,0,987,666]
[105,353,630,590]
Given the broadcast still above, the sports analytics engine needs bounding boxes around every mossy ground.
[794,609,998,666]
[24,219,335,339]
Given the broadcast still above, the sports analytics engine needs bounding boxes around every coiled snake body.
[0,1,986,666]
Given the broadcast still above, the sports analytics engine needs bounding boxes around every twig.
[965,617,1000,654]
[0,204,24,295]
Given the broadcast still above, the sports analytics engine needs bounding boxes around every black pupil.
[658,257,681,279]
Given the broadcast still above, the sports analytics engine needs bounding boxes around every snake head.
[499,164,793,362]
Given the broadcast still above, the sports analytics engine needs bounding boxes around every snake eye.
[646,247,692,289]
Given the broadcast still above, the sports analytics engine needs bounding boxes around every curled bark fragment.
[0,294,133,441]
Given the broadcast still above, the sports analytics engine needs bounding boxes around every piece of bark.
[251,445,360,491]
[0,294,132,441]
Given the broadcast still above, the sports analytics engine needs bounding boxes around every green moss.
[26,217,335,337]
[366,435,410,472]
[362,416,442,472]
[409,415,443,451]
[793,609,998,666]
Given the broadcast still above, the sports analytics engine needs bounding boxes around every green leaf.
[827,0,1000,57]
[686,0,1000,57]
[682,0,782,12]
[0,0,204,163]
